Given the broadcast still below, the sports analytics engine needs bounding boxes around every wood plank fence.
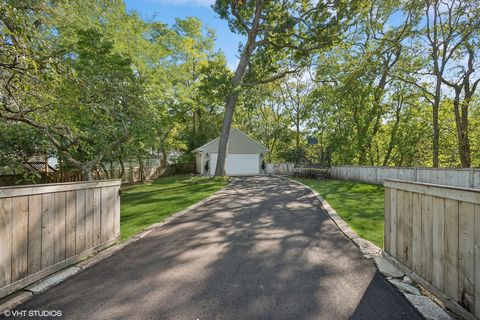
[0,163,196,187]
[333,165,480,189]
[384,179,480,319]
[266,163,295,175]
[0,180,121,299]
[265,164,480,189]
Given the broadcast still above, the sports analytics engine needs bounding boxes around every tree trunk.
[159,149,167,176]
[382,105,402,166]
[295,117,300,150]
[214,32,258,176]
[101,163,110,179]
[138,157,145,182]
[215,95,238,176]
[428,1,441,168]
[82,166,93,181]
[109,161,115,179]
[118,158,125,178]
[453,94,471,167]
[358,147,368,165]
[432,78,441,168]
[193,109,196,135]
[356,124,368,165]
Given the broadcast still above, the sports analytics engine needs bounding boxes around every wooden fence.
[0,163,196,187]
[264,164,480,189]
[332,165,480,189]
[384,179,480,319]
[111,163,195,183]
[0,180,121,299]
[266,163,295,175]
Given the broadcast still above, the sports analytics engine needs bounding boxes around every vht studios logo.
[3,309,62,317]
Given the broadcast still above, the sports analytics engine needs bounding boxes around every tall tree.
[419,0,480,167]
[0,1,154,179]
[235,82,292,161]
[212,0,358,176]
[308,0,414,165]
[278,73,313,154]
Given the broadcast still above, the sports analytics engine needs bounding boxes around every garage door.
[209,153,260,175]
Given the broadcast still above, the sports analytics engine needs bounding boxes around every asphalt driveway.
[8,176,422,319]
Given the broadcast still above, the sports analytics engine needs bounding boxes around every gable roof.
[193,128,268,154]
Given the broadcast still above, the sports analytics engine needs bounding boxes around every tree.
[169,18,230,154]
[212,0,359,176]
[278,73,313,155]
[229,0,480,168]
[235,82,293,161]
[418,0,480,167]
[1,1,228,181]
[0,1,152,179]
[306,0,415,165]
[0,122,51,174]
[441,41,480,167]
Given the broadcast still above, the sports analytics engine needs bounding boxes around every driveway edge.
[281,176,382,258]
[0,180,232,315]
[282,176,453,320]
[74,180,232,271]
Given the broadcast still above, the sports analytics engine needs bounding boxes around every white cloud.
[145,0,215,7]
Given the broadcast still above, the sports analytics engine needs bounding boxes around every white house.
[193,129,268,175]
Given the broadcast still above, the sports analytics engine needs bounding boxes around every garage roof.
[193,128,268,154]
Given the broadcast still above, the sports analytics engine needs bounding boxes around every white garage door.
[210,153,260,175]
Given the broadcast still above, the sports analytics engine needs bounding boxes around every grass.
[294,178,385,248]
[120,174,228,240]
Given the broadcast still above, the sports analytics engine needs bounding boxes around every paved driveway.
[9,176,421,319]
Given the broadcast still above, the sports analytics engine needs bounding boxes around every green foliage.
[0,1,230,179]
[0,123,51,174]
[15,171,42,185]
[227,0,480,168]
[214,0,360,78]
[235,82,295,161]
[1,0,478,180]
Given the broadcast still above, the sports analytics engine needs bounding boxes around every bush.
[204,160,210,173]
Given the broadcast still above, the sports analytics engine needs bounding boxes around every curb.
[0,180,232,315]
[281,176,382,257]
[0,292,32,316]
[283,176,453,320]
[25,267,81,295]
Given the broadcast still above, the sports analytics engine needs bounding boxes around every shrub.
[204,160,210,173]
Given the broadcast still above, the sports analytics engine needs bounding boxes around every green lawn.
[120,175,228,240]
[294,178,385,248]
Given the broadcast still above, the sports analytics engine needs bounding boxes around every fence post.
[470,168,474,188]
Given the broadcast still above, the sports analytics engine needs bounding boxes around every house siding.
[199,129,267,154]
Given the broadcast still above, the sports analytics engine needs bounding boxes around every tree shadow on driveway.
[10,176,421,320]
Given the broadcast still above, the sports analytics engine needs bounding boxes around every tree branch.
[240,67,301,87]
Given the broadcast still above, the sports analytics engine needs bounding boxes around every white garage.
[193,129,268,176]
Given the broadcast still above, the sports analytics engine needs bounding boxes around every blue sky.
[123,0,244,69]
